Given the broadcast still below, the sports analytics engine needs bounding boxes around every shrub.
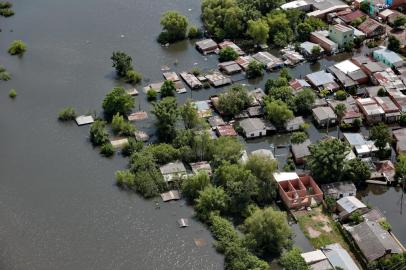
[0,1,12,9]
[0,71,11,81]
[349,210,364,224]
[89,120,109,146]
[0,8,14,17]
[246,60,264,79]
[203,81,210,88]
[8,40,27,55]
[147,89,157,101]
[218,47,238,62]
[335,90,347,100]
[115,170,135,187]
[187,25,203,39]
[291,132,308,144]
[111,113,135,136]
[125,69,142,84]
[100,143,115,157]
[122,137,144,157]
[58,107,77,121]
[160,80,176,98]
[378,88,386,97]
[379,220,392,231]
[191,67,202,76]
[8,89,16,98]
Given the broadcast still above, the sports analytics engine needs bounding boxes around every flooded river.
[0,1,405,269]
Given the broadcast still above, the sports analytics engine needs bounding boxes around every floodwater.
[0,0,404,269]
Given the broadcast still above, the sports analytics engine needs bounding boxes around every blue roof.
[374,47,403,64]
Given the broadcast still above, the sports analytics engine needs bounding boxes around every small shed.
[216,124,237,137]
[180,72,202,89]
[160,190,181,202]
[336,196,368,220]
[291,139,311,165]
[321,182,357,200]
[239,118,267,138]
[205,72,232,87]
[285,116,305,131]
[195,39,218,54]
[163,71,180,82]
[218,61,242,75]
[134,131,149,142]
[75,115,94,126]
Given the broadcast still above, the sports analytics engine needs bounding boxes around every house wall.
[329,27,354,48]
[278,176,323,209]
[310,34,338,53]
[244,128,266,138]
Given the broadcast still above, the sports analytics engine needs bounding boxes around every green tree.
[308,138,349,183]
[245,153,278,204]
[360,0,370,13]
[181,172,211,203]
[311,45,321,55]
[265,76,288,93]
[58,107,77,121]
[219,47,238,62]
[214,163,259,214]
[211,136,243,167]
[111,113,135,136]
[246,60,264,79]
[297,23,312,42]
[115,170,135,187]
[121,137,143,157]
[274,28,293,47]
[147,89,157,101]
[395,154,406,184]
[160,80,176,98]
[268,86,295,108]
[89,120,109,146]
[335,90,347,101]
[370,123,391,158]
[280,247,309,270]
[159,10,188,43]
[218,84,252,116]
[100,142,115,157]
[8,89,16,98]
[393,15,406,29]
[267,11,291,46]
[243,207,292,256]
[264,99,294,129]
[349,210,364,224]
[111,51,133,77]
[102,87,135,117]
[247,19,269,44]
[133,170,165,198]
[180,100,200,129]
[145,143,180,164]
[187,25,203,39]
[344,158,371,184]
[304,16,326,30]
[291,131,308,144]
[195,185,229,221]
[8,40,27,55]
[388,35,401,52]
[125,69,142,84]
[294,88,315,114]
[151,97,179,142]
[334,103,347,123]
[280,67,292,81]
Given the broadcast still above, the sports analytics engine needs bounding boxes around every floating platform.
[75,115,94,126]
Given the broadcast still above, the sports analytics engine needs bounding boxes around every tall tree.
[264,99,294,129]
[160,80,176,98]
[181,172,211,203]
[280,247,309,270]
[370,123,392,158]
[344,158,371,184]
[211,137,244,167]
[218,84,252,116]
[89,120,109,146]
[159,10,188,42]
[308,138,349,183]
[111,51,132,77]
[151,97,179,142]
[195,185,230,221]
[243,207,292,256]
[294,88,315,114]
[180,99,200,129]
[247,19,269,44]
[102,87,135,117]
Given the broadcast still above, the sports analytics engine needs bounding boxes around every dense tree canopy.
[264,99,294,129]
[243,207,292,256]
[294,88,316,114]
[195,185,230,221]
[308,138,350,183]
[111,51,133,77]
[181,172,211,203]
[247,19,269,44]
[219,47,239,62]
[280,247,309,270]
[343,158,371,184]
[102,87,135,118]
[159,10,189,43]
[89,120,109,146]
[180,100,200,129]
[211,136,244,167]
[151,97,179,142]
[218,85,252,117]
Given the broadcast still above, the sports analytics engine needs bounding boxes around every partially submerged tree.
[219,47,238,62]
[195,185,229,221]
[218,84,251,117]
[180,100,200,129]
[370,123,392,158]
[264,99,294,129]
[58,107,77,121]
[8,40,27,55]
[158,10,188,43]
[181,172,211,203]
[89,120,109,146]
[111,51,132,77]
[102,87,135,117]
[151,97,179,142]
[160,80,176,98]
[246,60,264,79]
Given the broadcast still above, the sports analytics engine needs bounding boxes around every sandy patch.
[307,227,321,238]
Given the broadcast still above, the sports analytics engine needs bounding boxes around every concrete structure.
[310,31,339,53]
[373,46,404,68]
[291,139,311,165]
[159,161,187,183]
[374,96,401,122]
[285,116,305,131]
[328,24,354,49]
[312,106,337,127]
[356,98,385,124]
[345,221,404,263]
[281,0,349,19]
[321,182,357,200]
[273,173,323,209]
[205,72,232,87]
[336,196,368,220]
[195,39,218,54]
[239,118,267,139]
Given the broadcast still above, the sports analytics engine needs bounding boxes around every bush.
[157,31,171,44]
[145,143,180,164]
[58,107,77,121]
[181,172,211,203]
[188,25,203,39]
[122,137,144,157]
[111,113,135,136]
[89,120,109,146]
[203,81,210,88]
[8,89,16,98]
[125,69,142,84]
[0,71,11,81]
[377,88,386,97]
[0,1,12,9]
[133,169,166,198]
[280,247,309,270]
[191,67,202,76]
[102,87,135,117]
[400,113,406,126]
[8,40,27,55]
[379,220,392,231]
[0,8,14,17]
[100,143,115,157]
[335,90,347,100]
[147,89,157,101]
[160,80,176,98]
[246,60,264,79]
[291,132,308,144]
[218,47,238,62]
[115,170,135,187]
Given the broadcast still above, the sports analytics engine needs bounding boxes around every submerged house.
[273,172,323,209]
[285,116,305,131]
[252,51,284,70]
[312,106,337,127]
[356,98,385,124]
[195,39,218,54]
[239,118,267,139]
[373,46,404,69]
[336,196,368,220]
[306,70,339,91]
[159,161,187,183]
[291,139,311,165]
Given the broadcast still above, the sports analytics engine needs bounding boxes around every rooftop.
[337,196,367,214]
[306,70,335,87]
[374,46,404,66]
[273,172,299,183]
[312,106,337,121]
